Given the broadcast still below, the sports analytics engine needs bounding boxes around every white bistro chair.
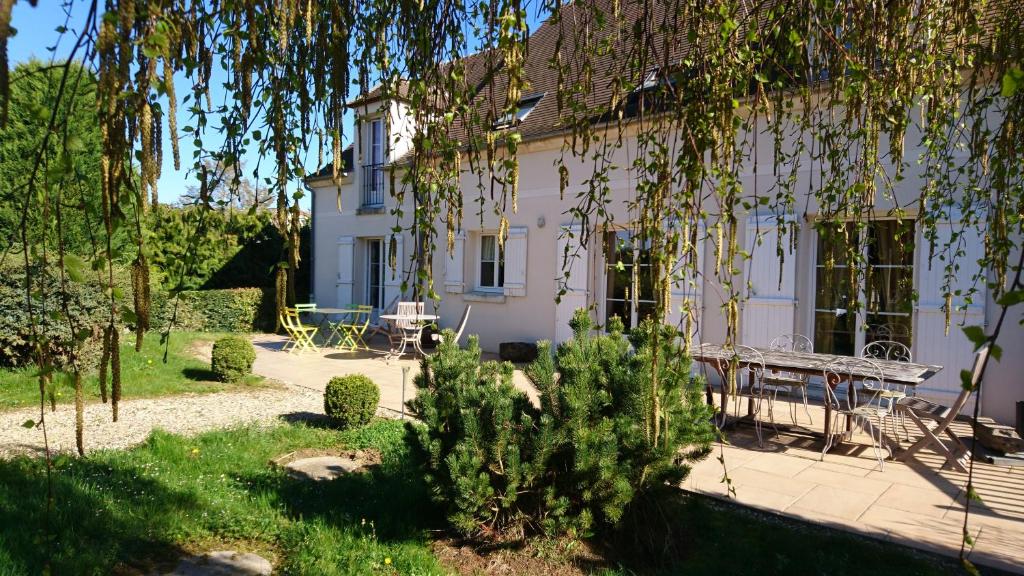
[821,357,892,470]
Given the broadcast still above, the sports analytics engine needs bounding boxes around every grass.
[0,418,975,576]
[0,332,267,411]
[0,419,446,575]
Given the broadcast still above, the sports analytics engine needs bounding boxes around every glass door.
[366,239,384,310]
[604,230,655,332]
[813,220,915,355]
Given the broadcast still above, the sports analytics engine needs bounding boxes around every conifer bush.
[324,374,380,428]
[209,336,256,383]
[408,313,714,541]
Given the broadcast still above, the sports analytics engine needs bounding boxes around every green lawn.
[0,332,266,411]
[0,419,973,576]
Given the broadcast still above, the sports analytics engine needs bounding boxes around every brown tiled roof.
[315,0,1014,176]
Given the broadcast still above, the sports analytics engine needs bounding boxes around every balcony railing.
[362,164,385,208]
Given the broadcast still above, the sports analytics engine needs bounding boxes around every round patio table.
[379,313,439,359]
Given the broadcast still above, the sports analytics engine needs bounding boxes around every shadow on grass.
[181,367,218,382]
[279,411,336,430]
[0,455,199,574]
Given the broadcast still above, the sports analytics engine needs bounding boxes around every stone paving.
[683,403,1024,574]
[244,333,538,415]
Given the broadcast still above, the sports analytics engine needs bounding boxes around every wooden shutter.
[336,236,355,306]
[383,232,404,307]
[741,214,798,348]
[913,216,986,409]
[667,220,705,345]
[444,231,465,294]
[503,226,528,297]
[555,224,588,344]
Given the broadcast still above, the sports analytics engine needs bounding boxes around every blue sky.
[7,2,548,207]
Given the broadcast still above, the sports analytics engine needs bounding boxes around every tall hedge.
[157,288,274,333]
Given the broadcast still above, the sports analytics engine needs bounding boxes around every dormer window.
[362,118,385,208]
[492,93,543,130]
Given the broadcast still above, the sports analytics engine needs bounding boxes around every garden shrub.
[210,336,256,382]
[324,374,380,428]
[407,331,545,536]
[0,261,111,368]
[408,311,715,541]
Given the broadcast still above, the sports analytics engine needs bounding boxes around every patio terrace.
[252,334,1024,574]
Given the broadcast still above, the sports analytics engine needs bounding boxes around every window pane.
[814,310,856,356]
[481,261,495,287]
[868,220,914,267]
[606,263,630,300]
[481,235,495,261]
[497,260,505,287]
[865,314,912,348]
[815,266,855,311]
[637,301,656,324]
[816,222,857,266]
[637,265,655,302]
[866,267,914,314]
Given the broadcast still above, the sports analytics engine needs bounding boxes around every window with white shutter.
[336,236,355,306]
[503,227,528,297]
[555,224,588,344]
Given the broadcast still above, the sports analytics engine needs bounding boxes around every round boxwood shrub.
[210,336,256,383]
[324,375,380,428]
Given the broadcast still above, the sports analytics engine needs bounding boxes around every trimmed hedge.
[158,288,274,333]
[210,336,256,383]
[324,375,380,429]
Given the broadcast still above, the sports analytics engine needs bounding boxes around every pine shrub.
[210,336,256,383]
[408,314,715,541]
[324,374,379,428]
[407,330,547,537]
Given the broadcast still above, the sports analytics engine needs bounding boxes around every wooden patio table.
[692,343,942,451]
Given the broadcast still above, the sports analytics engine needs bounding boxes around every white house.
[305,8,1023,426]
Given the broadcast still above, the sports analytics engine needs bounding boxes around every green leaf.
[996,289,1024,308]
[960,369,974,391]
[21,420,35,429]
[1001,66,1023,98]
[989,344,1002,362]
[64,254,87,283]
[961,325,986,351]
[962,558,981,576]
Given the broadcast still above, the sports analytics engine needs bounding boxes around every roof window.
[492,93,544,129]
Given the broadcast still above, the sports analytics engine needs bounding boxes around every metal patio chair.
[862,339,913,442]
[765,333,814,426]
[821,357,891,470]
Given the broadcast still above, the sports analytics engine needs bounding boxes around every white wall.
[308,97,1023,425]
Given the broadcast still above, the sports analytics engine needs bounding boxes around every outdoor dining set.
[692,334,984,472]
[278,300,471,361]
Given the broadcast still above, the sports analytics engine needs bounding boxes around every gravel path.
[0,384,324,458]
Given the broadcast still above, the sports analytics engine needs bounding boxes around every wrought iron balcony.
[362,164,385,208]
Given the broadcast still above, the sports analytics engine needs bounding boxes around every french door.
[813,220,915,356]
[365,239,384,310]
[603,230,655,332]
